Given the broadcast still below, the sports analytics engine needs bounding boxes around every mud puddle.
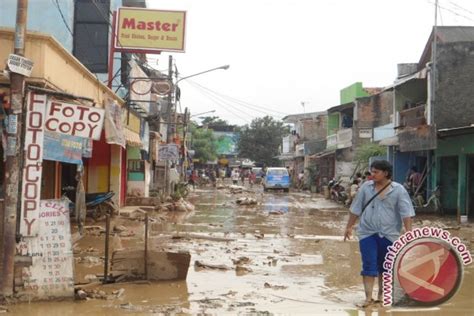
[7,185,474,315]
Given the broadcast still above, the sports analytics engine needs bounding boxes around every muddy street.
[8,185,474,315]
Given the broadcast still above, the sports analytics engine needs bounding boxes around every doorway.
[439,156,459,215]
[61,162,79,201]
[467,156,474,221]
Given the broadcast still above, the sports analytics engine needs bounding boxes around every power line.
[429,0,474,22]
[449,1,474,16]
[183,79,289,118]
[188,81,284,119]
[186,81,251,124]
[52,0,73,36]
[186,81,270,122]
[188,82,252,124]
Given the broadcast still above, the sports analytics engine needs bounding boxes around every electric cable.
[184,80,287,119]
[428,0,474,22]
[186,81,264,121]
[188,83,251,123]
[186,81,251,124]
[182,78,289,117]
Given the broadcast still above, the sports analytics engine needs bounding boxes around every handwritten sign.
[7,54,34,77]
[46,100,105,140]
[21,199,74,299]
[20,92,46,236]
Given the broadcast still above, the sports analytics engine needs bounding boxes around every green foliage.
[190,124,218,163]
[237,116,289,167]
[200,116,229,127]
[354,143,386,168]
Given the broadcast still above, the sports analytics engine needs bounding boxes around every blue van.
[263,168,291,192]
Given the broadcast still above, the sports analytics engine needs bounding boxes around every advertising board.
[115,7,186,53]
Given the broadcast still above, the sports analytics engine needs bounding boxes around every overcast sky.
[146,0,474,125]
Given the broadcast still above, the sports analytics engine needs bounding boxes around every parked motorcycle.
[65,186,117,220]
[328,179,348,204]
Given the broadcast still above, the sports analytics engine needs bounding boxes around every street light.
[165,64,229,194]
[176,65,230,85]
[190,110,216,118]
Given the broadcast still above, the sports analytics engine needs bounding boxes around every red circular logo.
[395,239,462,305]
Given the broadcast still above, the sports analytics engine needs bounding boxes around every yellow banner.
[116,7,186,52]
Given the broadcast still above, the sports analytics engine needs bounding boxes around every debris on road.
[235,265,253,275]
[236,197,258,205]
[75,288,125,300]
[264,282,288,290]
[111,250,191,281]
[268,210,285,215]
[194,260,232,270]
[172,233,235,242]
[232,256,251,265]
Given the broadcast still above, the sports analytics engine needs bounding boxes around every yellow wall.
[0,28,123,107]
[0,28,126,201]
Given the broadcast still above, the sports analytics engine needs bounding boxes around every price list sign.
[21,199,74,298]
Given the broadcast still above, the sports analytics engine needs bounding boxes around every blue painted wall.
[0,0,75,51]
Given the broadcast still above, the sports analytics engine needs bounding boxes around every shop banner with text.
[45,100,105,140]
[43,131,83,165]
[115,7,186,53]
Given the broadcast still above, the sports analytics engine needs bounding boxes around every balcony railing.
[326,128,353,150]
[399,104,426,128]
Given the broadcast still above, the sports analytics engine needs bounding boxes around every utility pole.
[182,107,188,179]
[1,0,28,297]
[432,0,438,125]
[164,55,173,194]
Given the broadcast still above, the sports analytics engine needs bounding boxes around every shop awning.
[309,149,336,159]
[123,128,143,147]
[378,135,399,146]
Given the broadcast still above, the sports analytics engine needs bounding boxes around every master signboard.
[115,7,186,53]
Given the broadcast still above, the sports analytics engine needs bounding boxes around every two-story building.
[390,26,474,220]
[281,111,327,187]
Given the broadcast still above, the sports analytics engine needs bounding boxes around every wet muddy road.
[8,185,474,315]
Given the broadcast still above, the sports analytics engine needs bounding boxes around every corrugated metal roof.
[282,111,327,123]
[326,102,354,113]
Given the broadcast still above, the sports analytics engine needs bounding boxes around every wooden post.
[144,213,149,280]
[103,214,111,284]
[1,0,28,297]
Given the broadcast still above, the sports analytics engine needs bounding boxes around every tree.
[189,124,218,163]
[354,142,386,170]
[237,116,289,166]
[200,116,229,127]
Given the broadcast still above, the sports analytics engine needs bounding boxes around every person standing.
[344,160,415,307]
[231,169,240,185]
[248,170,256,188]
[240,169,246,186]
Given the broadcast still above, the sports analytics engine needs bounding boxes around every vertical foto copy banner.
[20,92,47,237]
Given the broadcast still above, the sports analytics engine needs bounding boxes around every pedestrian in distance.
[231,169,240,185]
[189,170,198,190]
[344,160,415,308]
[240,169,246,186]
[346,179,360,206]
[363,171,373,182]
[248,170,256,188]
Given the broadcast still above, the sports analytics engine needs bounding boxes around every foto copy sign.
[45,100,105,140]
